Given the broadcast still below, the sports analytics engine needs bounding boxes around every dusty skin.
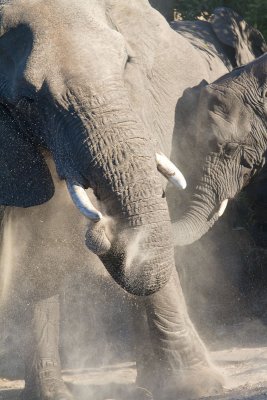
[0,2,266,399]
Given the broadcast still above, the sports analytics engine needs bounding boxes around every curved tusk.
[218,199,228,217]
[66,181,102,222]
[156,152,187,189]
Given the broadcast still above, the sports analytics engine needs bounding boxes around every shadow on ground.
[0,390,21,400]
[0,384,151,400]
[1,384,267,400]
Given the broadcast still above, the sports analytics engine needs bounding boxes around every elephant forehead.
[197,84,251,143]
[1,0,107,28]
[1,0,128,54]
[0,0,127,92]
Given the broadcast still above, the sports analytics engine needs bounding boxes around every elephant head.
[0,1,186,295]
[174,54,267,246]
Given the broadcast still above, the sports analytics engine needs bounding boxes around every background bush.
[150,0,267,39]
[175,0,267,39]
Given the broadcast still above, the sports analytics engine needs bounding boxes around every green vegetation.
[174,0,267,39]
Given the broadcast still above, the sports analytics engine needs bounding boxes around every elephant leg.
[138,270,223,400]
[21,295,74,400]
[131,299,154,399]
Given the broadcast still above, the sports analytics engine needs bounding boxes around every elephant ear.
[106,0,170,73]
[172,80,209,178]
[176,79,209,145]
[210,7,267,67]
[0,105,54,207]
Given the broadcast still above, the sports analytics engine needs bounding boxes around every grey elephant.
[169,6,266,183]
[171,7,266,69]
[171,53,267,340]
[0,1,265,400]
[174,53,267,247]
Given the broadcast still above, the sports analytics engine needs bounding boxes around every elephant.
[0,2,265,400]
[173,53,267,248]
[170,53,267,335]
[169,6,267,187]
[171,7,266,70]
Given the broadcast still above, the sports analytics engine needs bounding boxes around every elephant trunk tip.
[85,217,113,255]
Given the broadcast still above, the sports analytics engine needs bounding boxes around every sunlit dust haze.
[125,229,152,272]
[0,209,16,306]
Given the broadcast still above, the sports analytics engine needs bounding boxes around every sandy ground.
[1,205,267,400]
[1,347,267,400]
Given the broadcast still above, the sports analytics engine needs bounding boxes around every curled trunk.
[172,185,220,246]
[59,81,175,295]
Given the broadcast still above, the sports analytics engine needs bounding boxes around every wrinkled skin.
[170,7,266,189]
[0,2,265,399]
[172,7,266,70]
[174,54,267,246]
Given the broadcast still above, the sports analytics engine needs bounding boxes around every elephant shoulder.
[171,20,215,46]
[210,7,267,67]
[171,20,233,71]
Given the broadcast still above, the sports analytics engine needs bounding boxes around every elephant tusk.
[218,199,228,217]
[156,152,187,189]
[66,181,103,222]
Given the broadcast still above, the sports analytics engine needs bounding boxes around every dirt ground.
[2,345,267,400]
[1,196,267,400]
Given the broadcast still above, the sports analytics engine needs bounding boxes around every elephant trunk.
[59,81,175,295]
[172,182,220,246]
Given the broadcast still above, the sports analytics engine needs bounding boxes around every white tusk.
[66,181,102,222]
[156,152,187,190]
[218,199,228,217]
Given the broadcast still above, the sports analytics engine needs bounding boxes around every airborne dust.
[0,159,137,399]
[0,155,267,399]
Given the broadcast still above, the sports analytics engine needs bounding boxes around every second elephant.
[174,54,267,246]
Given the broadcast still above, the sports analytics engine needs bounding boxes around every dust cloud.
[0,156,267,399]
[0,158,135,399]
[125,229,152,272]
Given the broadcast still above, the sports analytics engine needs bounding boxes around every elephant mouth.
[63,153,187,256]
[85,216,114,255]
[54,153,186,296]
[95,219,175,296]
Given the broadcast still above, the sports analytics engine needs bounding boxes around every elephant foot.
[22,359,74,400]
[154,365,224,400]
[134,387,154,400]
[138,364,223,400]
[125,386,153,400]
[21,381,74,400]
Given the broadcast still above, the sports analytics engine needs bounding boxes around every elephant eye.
[208,139,220,152]
[242,169,251,187]
[224,142,239,157]
[262,88,267,99]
